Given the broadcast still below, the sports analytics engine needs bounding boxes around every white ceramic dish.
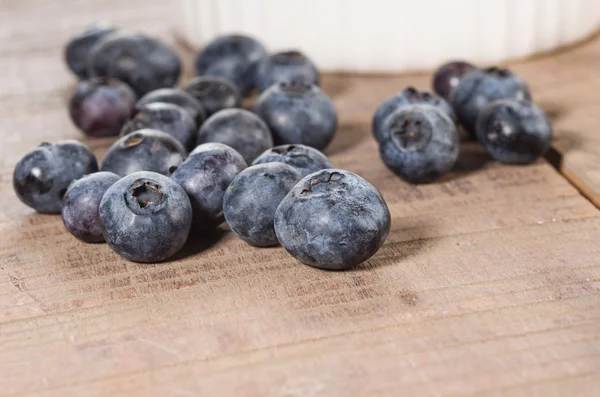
[176,0,600,72]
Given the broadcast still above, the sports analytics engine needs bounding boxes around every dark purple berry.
[121,103,196,150]
[69,77,136,137]
[252,144,332,177]
[197,109,273,164]
[99,171,192,262]
[88,32,182,97]
[183,76,241,117]
[255,50,320,92]
[223,163,302,246]
[64,22,117,79]
[476,99,552,164]
[453,67,531,137]
[194,34,267,96]
[432,61,476,101]
[135,88,206,128]
[62,172,120,243]
[171,143,247,229]
[253,81,337,150]
[13,141,98,214]
[101,129,187,176]
[274,169,391,270]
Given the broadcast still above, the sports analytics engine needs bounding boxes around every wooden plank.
[1,1,600,396]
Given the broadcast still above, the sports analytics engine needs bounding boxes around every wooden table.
[1,1,600,396]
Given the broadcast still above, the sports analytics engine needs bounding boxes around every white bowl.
[176,0,600,73]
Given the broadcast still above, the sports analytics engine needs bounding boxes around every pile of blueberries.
[375,61,553,183]
[12,24,392,270]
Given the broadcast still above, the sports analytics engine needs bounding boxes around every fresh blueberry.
[274,169,391,270]
[432,61,476,101]
[252,144,333,177]
[372,86,455,143]
[253,81,337,150]
[64,22,117,79]
[183,76,241,117]
[197,109,273,164]
[61,171,120,243]
[223,163,302,246]
[69,77,137,137]
[255,50,320,93]
[120,103,196,150]
[99,171,192,262]
[171,143,247,228]
[452,67,531,137]
[13,140,99,214]
[88,32,182,97]
[379,104,459,184]
[194,34,267,96]
[135,88,206,128]
[101,129,187,176]
[476,99,552,164]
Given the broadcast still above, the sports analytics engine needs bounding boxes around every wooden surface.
[2,1,600,396]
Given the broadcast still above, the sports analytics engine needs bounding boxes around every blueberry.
[13,140,99,214]
[88,32,182,97]
[121,103,196,150]
[183,76,241,117]
[252,144,333,177]
[432,61,476,101]
[197,109,273,164]
[61,172,120,243]
[135,88,206,128]
[379,105,459,184]
[171,143,247,228]
[372,86,455,143]
[452,67,531,137]
[223,163,301,246]
[64,22,117,79]
[255,50,320,93]
[476,99,552,164]
[274,169,391,270]
[69,77,136,137]
[101,129,187,176]
[253,81,337,150]
[99,171,192,262]
[194,34,267,96]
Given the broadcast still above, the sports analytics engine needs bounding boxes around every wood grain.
[1,1,600,396]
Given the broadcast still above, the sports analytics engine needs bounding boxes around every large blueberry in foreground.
[453,67,531,137]
[476,99,552,164]
[121,103,196,150]
[255,50,320,93]
[194,34,267,96]
[252,144,332,177]
[373,86,455,143]
[135,88,206,127]
[65,22,117,79]
[254,81,337,150]
[13,141,98,214]
[432,61,476,101]
[101,129,187,176]
[99,171,192,262]
[197,109,273,164]
[88,32,182,97]
[223,163,301,247]
[183,76,241,117]
[275,169,391,270]
[69,77,137,137]
[379,105,459,184]
[171,143,247,228]
[62,172,120,243]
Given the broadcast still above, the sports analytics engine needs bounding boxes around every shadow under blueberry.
[437,142,490,183]
[321,74,352,99]
[171,225,228,261]
[324,123,368,156]
[537,101,566,122]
